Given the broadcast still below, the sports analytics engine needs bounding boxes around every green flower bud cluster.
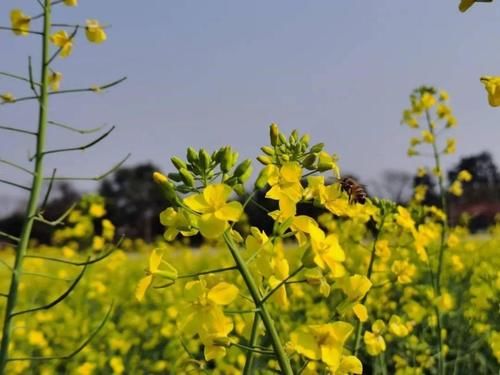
[258,123,339,175]
[167,146,253,194]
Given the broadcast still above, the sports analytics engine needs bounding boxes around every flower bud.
[310,143,324,153]
[261,146,275,156]
[302,154,317,170]
[221,147,235,173]
[153,173,178,204]
[171,156,187,170]
[186,147,199,164]
[199,149,211,169]
[300,133,310,146]
[257,155,272,165]
[234,159,252,177]
[270,123,279,146]
[317,151,334,172]
[152,171,168,185]
[179,168,195,187]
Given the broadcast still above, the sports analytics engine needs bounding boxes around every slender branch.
[224,308,260,315]
[33,126,115,160]
[0,231,19,243]
[224,232,293,375]
[243,312,261,374]
[0,77,128,105]
[43,153,131,181]
[7,302,114,362]
[0,125,37,136]
[154,265,237,288]
[21,272,71,282]
[0,159,34,175]
[40,168,56,211]
[353,214,386,356]
[34,202,75,227]
[0,26,43,35]
[0,72,41,87]
[0,258,14,272]
[228,341,275,356]
[48,120,106,134]
[0,179,31,191]
[25,239,121,266]
[259,265,304,305]
[28,56,40,97]
[10,262,88,317]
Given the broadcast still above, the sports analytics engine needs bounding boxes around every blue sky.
[1,1,500,214]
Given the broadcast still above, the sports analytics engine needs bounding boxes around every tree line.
[1,151,499,245]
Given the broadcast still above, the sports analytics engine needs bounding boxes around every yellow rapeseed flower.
[85,19,107,44]
[10,9,31,36]
[184,184,243,239]
[136,249,178,301]
[421,130,434,144]
[266,162,304,218]
[448,180,463,197]
[289,322,355,371]
[0,92,15,103]
[49,70,63,91]
[444,138,456,154]
[364,320,386,356]
[50,30,73,58]
[421,92,436,109]
[457,169,473,182]
[480,76,500,107]
[63,0,78,6]
[388,315,409,337]
[391,260,416,284]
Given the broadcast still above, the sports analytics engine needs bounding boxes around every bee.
[339,177,367,204]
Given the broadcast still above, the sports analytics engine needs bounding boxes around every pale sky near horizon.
[1,1,500,216]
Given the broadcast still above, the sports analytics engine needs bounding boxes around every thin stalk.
[0,2,51,371]
[243,313,261,374]
[425,108,447,375]
[223,232,293,375]
[353,214,386,356]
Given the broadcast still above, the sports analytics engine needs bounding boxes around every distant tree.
[0,182,80,245]
[448,151,500,192]
[373,170,413,204]
[98,163,166,241]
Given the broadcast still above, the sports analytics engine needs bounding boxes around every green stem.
[243,313,261,374]
[223,232,293,375]
[353,214,386,356]
[0,1,51,372]
[425,109,447,375]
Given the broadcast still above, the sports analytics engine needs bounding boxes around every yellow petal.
[338,355,363,374]
[215,201,243,222]
[198,213,227,239]
[135,275,153,301]
[290,329,321,360]
[280,162,302,182]
[353,303,368,322]
[207,282,239,305]
[184,193,210,213]
[149,249,163,273]
[203,184,232,208]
